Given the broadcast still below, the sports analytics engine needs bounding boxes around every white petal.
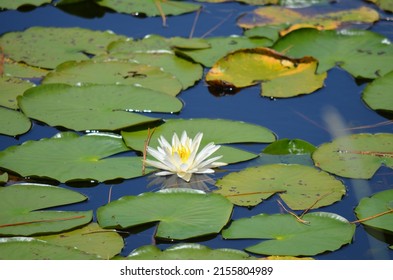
[194,155,225,170]
[210,161,227,167]
[180,131,188,145]
[187,133,203,164]
[147,147,166,161]
[193,143,221,167]
[177,171,192,182]
[155,170,175,176]
[159,135,172,151]
[195,168,215,174]
[144,159,173,171]
[172,132,181,147]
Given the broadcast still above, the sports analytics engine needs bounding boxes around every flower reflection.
[147,173,217,192]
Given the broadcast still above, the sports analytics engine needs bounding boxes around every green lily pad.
[222,212,355,256]
[169,37,211,49]
[0,107,31,137]
[0,237,101,260]
[97,0,201,18]
[121,118,276,164]
[0,183,92,236]
[273,28,393,79]
[97,188,233,240]
[178,36,273,67]
[107,34,209,54]
[215,164,346,209]
[107,35,172,53]
[36,223,124,259]
[368,0,393,12]
[3,60,48,79]
[312,133,393,179]
[263,138,316,155]
[42,60,183,96]
[355,189,393,233]
[237,6,379,33]
[97,0,200,26]
[256,153,315,167]
[97,52,203,90]
[206,48,326,98]
[0,76,34,109]
[362,71,393,115]
[0,27,126,69]
[0,0,50,9]
[0,132,149,183]
[18,84,182,131]
[244,24,285,42]
[124,243,255,260]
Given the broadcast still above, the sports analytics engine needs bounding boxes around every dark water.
[1,1,393,260]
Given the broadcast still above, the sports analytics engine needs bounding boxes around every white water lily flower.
[144,131,227,182]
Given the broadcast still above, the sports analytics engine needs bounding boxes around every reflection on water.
[146,173,218,192]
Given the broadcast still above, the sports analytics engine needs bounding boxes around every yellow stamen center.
[173,145,191,162]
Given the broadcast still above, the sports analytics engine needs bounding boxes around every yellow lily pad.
[238,6,379,35]
[205,47,326,98]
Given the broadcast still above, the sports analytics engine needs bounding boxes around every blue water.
[1,0,392,259]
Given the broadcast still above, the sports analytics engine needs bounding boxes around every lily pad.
[121,118,276,164]
[0,237,101,260]
[237,6,379,34]
[215,164,346,209]
[0,132,149,183]
[222,212,355,256]
[36,223,124,259]
[0,27,126,69]
[0,107,31,137]
[263,138,316,155]
[0,76,35,109]
[3,60,48,79]
[108,35,209,54]
[169,37,211,49]
[18,84,182,131]
[244,24,285,42]
[178,36,273,67]
[97,52,203,90]
[205,48,326,98]
[256,153,315,167]
[97,0,200,25]
[42,60,183,96]
[362,71,393,115]
[0,183,92,236]
[0,76,37,118]
[123,243,255,260]
[0,0,50,9]
[197,0,329,7]
[368,0,393,12]
[97,0,201,18]
[355,189,393,233]
[97,188,233,240]
[273,28,393,79]
[312,133,393,179]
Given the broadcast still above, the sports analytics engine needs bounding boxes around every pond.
[0,0,392,260]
